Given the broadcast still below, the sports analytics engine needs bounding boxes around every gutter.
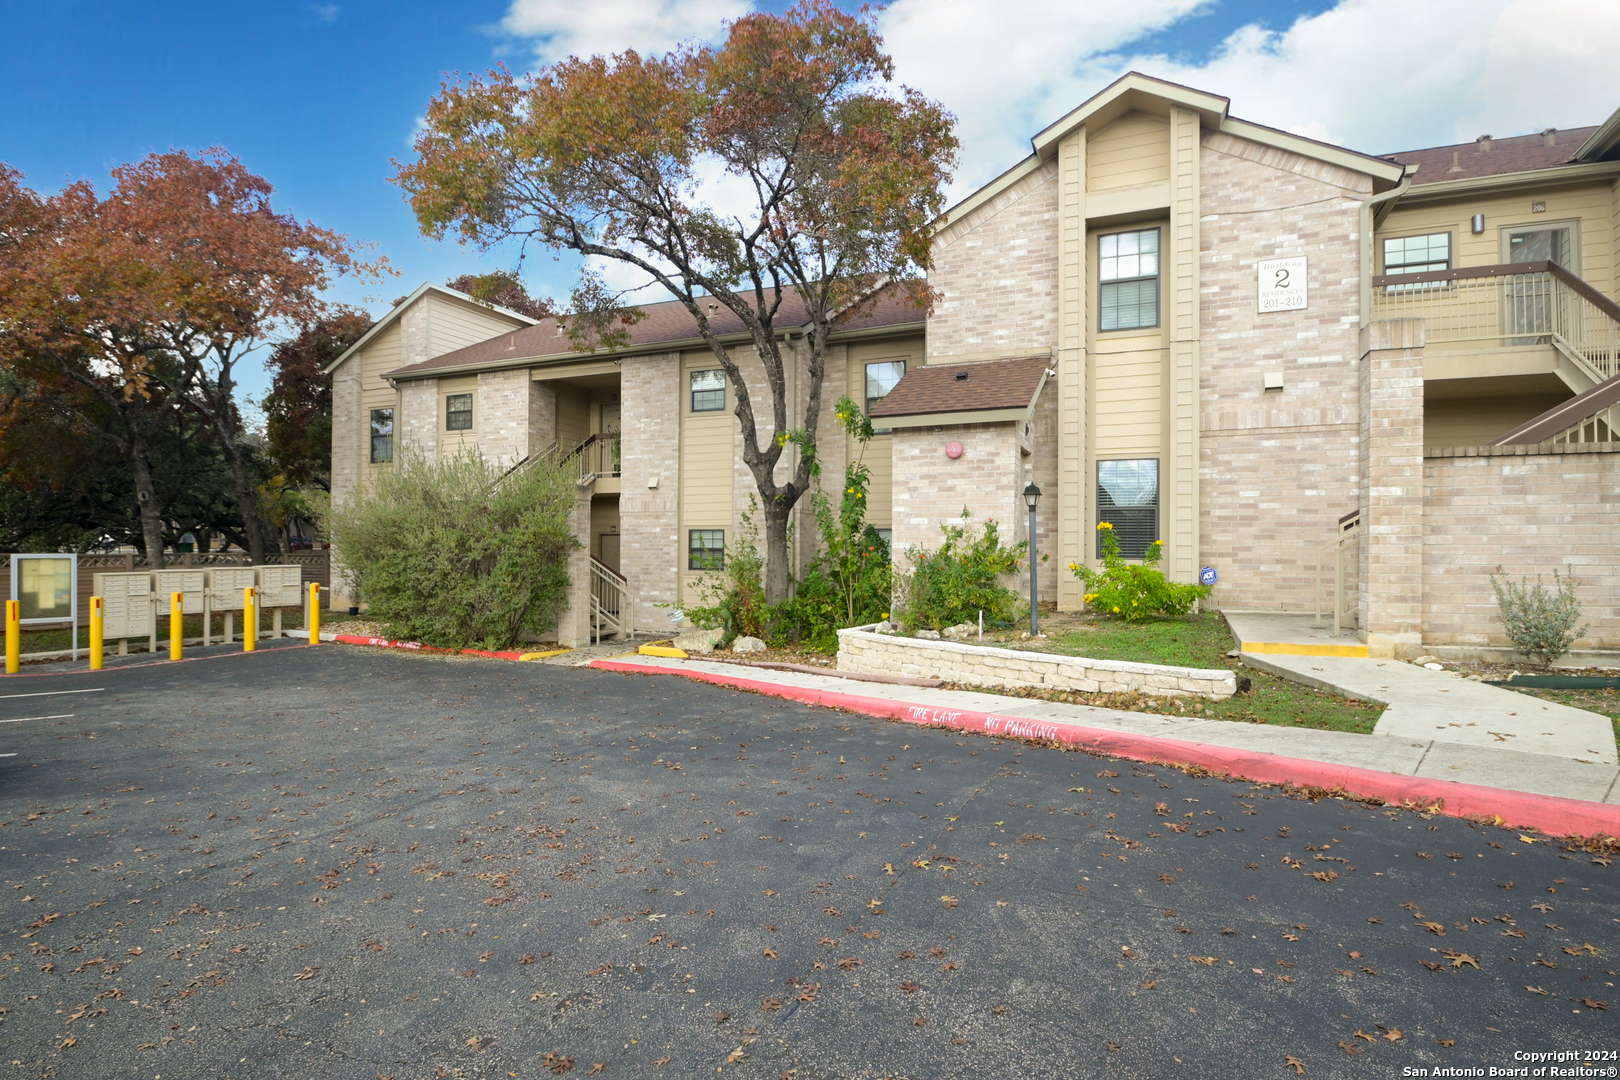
[1359,166,1414,328]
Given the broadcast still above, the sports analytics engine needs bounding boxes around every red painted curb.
[590,659,1620,840]
[332,635,526,661]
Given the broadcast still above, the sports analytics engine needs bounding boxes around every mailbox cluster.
[92,565,305,653]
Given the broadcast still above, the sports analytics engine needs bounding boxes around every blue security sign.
[1199,566,1218,586]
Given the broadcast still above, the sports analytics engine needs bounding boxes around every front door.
[599,533,620,574]
[1504,225,1575,340]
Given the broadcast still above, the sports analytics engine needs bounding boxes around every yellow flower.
[1112,606,1120,613]
[1097,522,1114,530]
[882,612,890,619]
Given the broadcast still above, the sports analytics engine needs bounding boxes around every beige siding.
[1086,112,1169,190]
[1424,394,1570,447]
[679,350,735,604]
[422,293,530,356]
[847,335,924,532]
[589,496,620,564]
[555,384,590,453]
[355,322,403,488]
[438,374,478,459]
[1378,180,1618,295]
[1055,128,1086,608]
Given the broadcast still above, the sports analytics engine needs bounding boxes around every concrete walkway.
[593,652,1620,807]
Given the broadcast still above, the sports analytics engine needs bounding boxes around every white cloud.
[499,0,748,64]
[309,3,340,23]
[875,0,1620,200]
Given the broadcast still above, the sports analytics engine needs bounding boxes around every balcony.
[1370,261,1620,393]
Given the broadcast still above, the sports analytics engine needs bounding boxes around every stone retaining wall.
[835,627,1239,699]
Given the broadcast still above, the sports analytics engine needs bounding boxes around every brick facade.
[475,368,534,466]
[618,352,681,612]
[1197,132,1371,612]
[1423,443,1620,650]
[891,420,1025,595]
[1359,320,1426,657]
[398,380,438,463]
[928,162,1061,358]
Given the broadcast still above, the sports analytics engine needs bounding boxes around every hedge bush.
[328,446,578,649]
[1071,523,1210,622]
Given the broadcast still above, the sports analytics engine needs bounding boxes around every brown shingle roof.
[869,355,1048,419]
[387,282,925,378]
[1384,126,1599,186]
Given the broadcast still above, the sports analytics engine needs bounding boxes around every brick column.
[555,489,594,648]
[1358,319,1425,658]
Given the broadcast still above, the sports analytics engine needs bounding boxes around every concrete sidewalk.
[591,652,1620,808]
[1241,649,1617,765]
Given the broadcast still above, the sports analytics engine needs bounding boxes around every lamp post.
[1023,483,1042,636]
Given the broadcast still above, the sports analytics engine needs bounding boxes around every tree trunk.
[762,501,793,604]
[125,414,167,572]
[212,430,268,565]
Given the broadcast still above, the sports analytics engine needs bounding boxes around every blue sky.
[3,0,1615,406]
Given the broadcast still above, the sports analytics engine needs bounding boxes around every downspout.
[1359,166,1414,327]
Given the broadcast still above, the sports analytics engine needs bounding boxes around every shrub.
[771,397,893,651]
[1491,566,1588,666]
[896,509,1026,632]
[685,502,768,641]
[1071,523,1210,622]
[327,446,578,649]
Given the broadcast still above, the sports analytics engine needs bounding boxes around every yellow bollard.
[307,582,320,644]
[90,596,104,671]
[243,587,256,652]
[170,591,183,661]
[5,599,18,675]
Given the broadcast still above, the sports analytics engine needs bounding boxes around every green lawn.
[17,606,321,654]
[986,610,1385,735]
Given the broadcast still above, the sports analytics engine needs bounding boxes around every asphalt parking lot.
[1,643,1616,1079]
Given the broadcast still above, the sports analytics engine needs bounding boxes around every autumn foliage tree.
[0,151,384,566]
[263,308,374,489]
[393,1,957,601]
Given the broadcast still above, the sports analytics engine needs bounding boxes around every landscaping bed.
[866,610,1384,734]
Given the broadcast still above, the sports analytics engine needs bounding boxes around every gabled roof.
[322,282,539,376]
[384,283,926,380]
[945,72,1406,227]
[1575,103,1620,162]
[870,355,1048,420]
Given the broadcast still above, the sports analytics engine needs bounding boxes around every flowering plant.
[1070,523,1210,622]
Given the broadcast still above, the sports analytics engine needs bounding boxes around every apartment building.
[328,73,1620,656]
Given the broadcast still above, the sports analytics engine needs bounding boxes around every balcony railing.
[1370,261,1620,384]
[572,433,621,485]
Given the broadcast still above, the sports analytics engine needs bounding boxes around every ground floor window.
[446,393,473,431]
[689,529,725,570]
[1097,459,1158,558]
[370,407,394,463]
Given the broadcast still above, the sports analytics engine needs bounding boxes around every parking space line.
[0,688,104,700]
[0,714,74,724]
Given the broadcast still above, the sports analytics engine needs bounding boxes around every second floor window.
[446,393,473,431]
[864,359,906,434]
[691,370,726,412]
[370,408,394,463]
[1383,232,1450,275]
[1099,228,1160,331]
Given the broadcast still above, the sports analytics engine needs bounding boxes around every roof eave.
[1575,104,1620,161]
[383,320,928,382]
[1394,159,1620,203]
[878,407,1030,427]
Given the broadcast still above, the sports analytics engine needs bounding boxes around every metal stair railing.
[1313,509,1360,636]
[589,557,633,643]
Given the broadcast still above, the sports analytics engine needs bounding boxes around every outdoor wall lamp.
[1023,483,1041,635]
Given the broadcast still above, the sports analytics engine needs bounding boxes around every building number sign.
[1256,256,1307,313]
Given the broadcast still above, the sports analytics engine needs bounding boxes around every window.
[1383,232,1451,276]
[690,370,726,412]
[864,360,906,415]
[689,529,725,570]
[1097,459,1158,559]
[369,408,394,464]
[446,393,473,431]
[1099,228,1160,331]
